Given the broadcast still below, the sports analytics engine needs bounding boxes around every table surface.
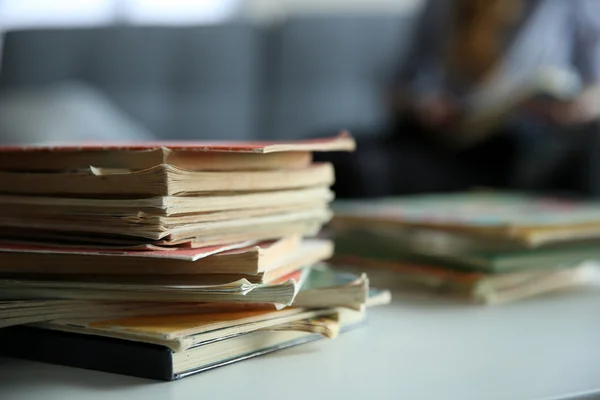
[1,289,600,400]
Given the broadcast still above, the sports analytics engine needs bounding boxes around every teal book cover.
[295,265,365,290]
[334,192,600,227]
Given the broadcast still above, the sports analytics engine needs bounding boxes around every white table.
[1,289,600,400]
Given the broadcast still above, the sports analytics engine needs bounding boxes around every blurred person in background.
[324,0,600,199]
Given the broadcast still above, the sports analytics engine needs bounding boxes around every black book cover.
[0,326,174,380]
[0,313,367,380]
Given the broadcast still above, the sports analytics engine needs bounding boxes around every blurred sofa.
[0,15,416,142]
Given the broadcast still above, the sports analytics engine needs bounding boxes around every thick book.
[0,315,348,380]
[0,163,335,197]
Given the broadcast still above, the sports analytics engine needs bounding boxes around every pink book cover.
[0,132,354,154]
[0,240,283,261]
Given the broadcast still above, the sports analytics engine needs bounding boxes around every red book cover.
[0,132,354,154]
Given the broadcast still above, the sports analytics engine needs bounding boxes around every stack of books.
[331,192,600,305]
[0,133,390,380]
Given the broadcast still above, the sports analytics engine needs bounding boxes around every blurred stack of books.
[0,133,390,380]
[331,192,600,305]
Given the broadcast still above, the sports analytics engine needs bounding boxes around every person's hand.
[523,86,600,127]
[413,93,460,129]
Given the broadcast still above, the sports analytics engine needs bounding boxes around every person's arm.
[545,0,600,126]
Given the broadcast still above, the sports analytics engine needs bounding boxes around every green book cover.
[333,229,600,273]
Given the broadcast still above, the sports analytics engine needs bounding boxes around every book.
[0,239,334,285]
[0,150,314,172]
[0,237,303,274]
[33,307,343,352]
[0,300,240,329]
[0,277,299,307]
[335,257,600,305]
[0,163,335,197]
[333,192,600,247]
[434,245,600,272]
[0,239,261,273]
[333,228,600,273]
[0,186,334,216]
[0,308,360,380]
[3,217,328,248]
[1,208,332,246]
[0,132,355,172]
[0,204,331,241]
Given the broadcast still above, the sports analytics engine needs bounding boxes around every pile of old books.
[0,133,390,380]
[331,192,600,305]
